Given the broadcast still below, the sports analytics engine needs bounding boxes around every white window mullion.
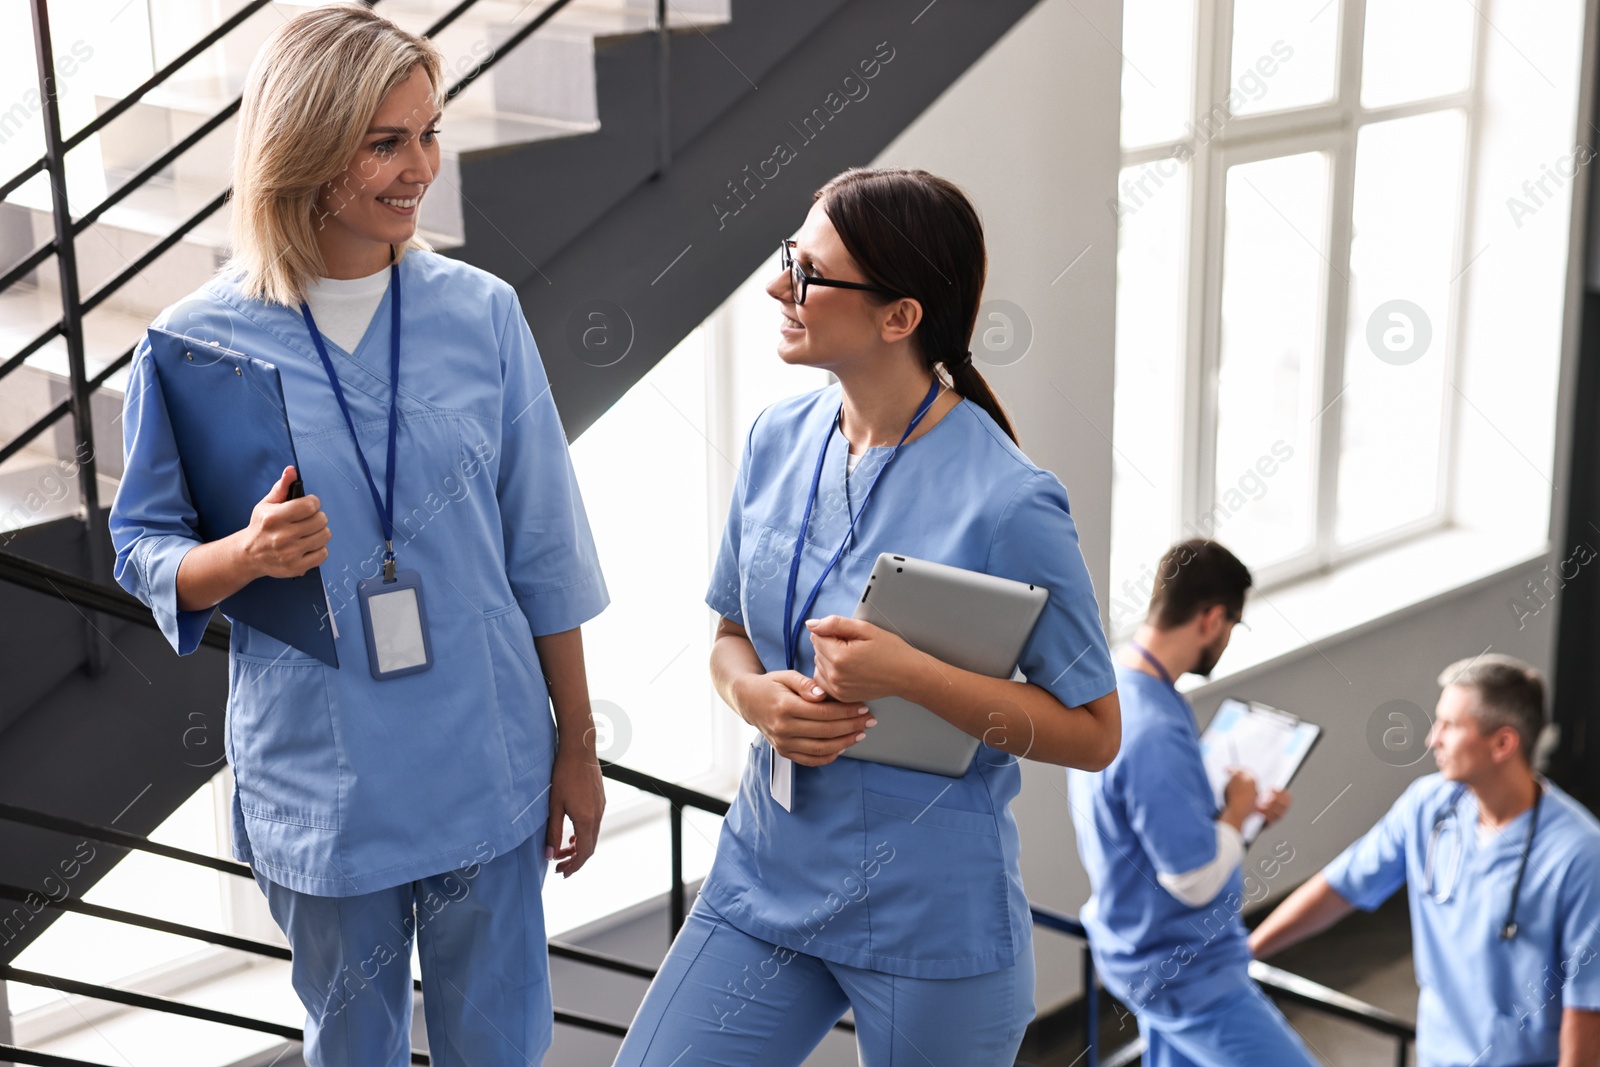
[1182,0,1230,542]
[704,300,749,797]
[1439,3,1493,528]
[1312,0,1369,569]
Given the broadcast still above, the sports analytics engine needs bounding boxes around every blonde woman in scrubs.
[109,6,607,1063]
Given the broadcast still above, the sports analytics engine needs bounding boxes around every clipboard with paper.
[144,327,340,667]
[1198,697,1321,844]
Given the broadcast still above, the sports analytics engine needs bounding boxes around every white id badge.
[769,747,794,812]
[356,570,434,680]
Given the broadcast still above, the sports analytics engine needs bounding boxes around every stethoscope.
[1422,781,1543,941]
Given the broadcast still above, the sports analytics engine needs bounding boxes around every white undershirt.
[303,266,391,354]
[1157,821,1245,908]
[846,449,864,474]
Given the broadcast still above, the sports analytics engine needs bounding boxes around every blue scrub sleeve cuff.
[1046,670,1119,712]
[516,566,609,637]
[139,533,214,656]
[1318,853,1382,912]
[704,589,743,627]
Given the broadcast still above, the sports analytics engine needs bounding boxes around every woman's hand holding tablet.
[805,614,919,704]
[716,618,877,766]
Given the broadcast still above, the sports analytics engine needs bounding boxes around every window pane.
[1212,152,1328,570]
[1336,111,1464,545]
[1362,0,1474,108]
[1229,0,1339,117]
[1121,0,1195,148]
[1111,159,1189,633]
[569,330,716,789]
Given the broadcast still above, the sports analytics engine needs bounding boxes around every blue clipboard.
[145,327,339,667]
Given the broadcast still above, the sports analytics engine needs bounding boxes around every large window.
[1109,0,1577,631]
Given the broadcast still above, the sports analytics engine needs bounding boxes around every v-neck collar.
[1456,789,1537,858]
[210,263,408,407]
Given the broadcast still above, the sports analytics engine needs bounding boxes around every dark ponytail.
[815,168,1018,444]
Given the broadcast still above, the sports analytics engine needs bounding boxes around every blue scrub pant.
[255,829,551,1067]
[613,900,1035,1067]
[1136,973,1319,1067]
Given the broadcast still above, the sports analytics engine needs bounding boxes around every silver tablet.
[842,554,1050,777]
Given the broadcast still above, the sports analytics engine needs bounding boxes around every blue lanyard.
[1129,641,1175,688]
[300,258,402,580]
[782,380,941,671]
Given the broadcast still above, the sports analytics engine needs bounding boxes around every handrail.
[1029,902,1416,1066]
[0,560,1417,1063]
[0,550,232,651]
[0,791,1413,1065]
[1,964,302,1042]
[1092,962,1418,1067]
[0,1043,130,1067]
[1250,959,1417,1042]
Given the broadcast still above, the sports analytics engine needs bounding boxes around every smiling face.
[312,64,440,275]
[765,200,921,373]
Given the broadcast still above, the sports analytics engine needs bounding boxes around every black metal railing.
[1035,901,1416,1067]
[0,762,808,1065]
[0,548,1416,1067]
[0,792,1418,1067]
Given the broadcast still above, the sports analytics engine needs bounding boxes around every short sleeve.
[1118,727,1220,876]
[494,296,608,635]
[1558,850,1600,1011]
[705,414,761,624]
[985,473,1115,709]
[1321,782,1423,911]
[108,345,215,655]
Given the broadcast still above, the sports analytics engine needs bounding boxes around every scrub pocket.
[1487,1008,1560,1066]
[737,521,786,625]
[861,789,1011,965]
[482,603,554,784]
[228,652,341,829]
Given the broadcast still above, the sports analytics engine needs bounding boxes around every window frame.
[1120,0,1486,596]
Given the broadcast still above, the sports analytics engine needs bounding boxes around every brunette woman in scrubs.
[615,168,1121,1066]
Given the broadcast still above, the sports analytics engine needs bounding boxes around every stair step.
[0,287,147,386]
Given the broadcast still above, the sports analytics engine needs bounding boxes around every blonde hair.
[225,3,442,307]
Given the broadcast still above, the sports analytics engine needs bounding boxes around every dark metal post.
[656,0,671,173]
[0,974,13,1062]
[1083,947,1098,1067]
[1396,1038,1408,1067]
[30,0,111,669]
[669,803,685,937]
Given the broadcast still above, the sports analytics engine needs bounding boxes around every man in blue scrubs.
[1251,654,1600,1067]
[1069,539,1317,1066]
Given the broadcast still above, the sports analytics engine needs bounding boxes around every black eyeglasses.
[780,239,903,306]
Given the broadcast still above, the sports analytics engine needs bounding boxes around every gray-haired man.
[1251,655,1600,1067]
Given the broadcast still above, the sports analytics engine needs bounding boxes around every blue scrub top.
[109,250,609,896]
[1068,665,1253,1009]
[699,386,1116,979]
[1323,774,1600,1067]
